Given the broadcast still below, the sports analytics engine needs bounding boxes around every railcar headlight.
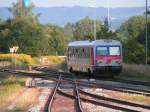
[115,60,121,64]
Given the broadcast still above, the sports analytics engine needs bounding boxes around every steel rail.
[91,82,150,95]
[31,67,150,88]
[58,77,150,97]
[45,73,83,112]
[57,89,141,112]
[1,69,150,96]
[79,89,150,110]
[1,69,149,112]
[107,78,150,87]
[74,78,83,112]
[47,74,61,112]
[47,76,150,94]
[79,82,150,97]
[5,66,150,88]
[40,74,150,97]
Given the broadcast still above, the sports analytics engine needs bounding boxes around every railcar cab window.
[97,47,108,56]
[109,47,120,56]
[96,46,121,56]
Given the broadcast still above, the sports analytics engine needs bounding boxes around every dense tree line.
[0,1,149,64]
[64,17,116,41]
[63,16,150,64]
[0,1,67,56]
[117,16,150,64]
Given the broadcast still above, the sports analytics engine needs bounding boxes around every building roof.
[68,39,121,47]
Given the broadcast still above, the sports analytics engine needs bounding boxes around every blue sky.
[0,0,149,8]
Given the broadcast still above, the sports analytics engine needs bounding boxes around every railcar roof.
[68,39,121,47]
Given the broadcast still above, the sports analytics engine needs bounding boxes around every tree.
[104,17,109,29]
[73,17,103,40]
[63,17,118,42]
[0,18,50,56]
[96,17,116,40]
[118,16,147,39]
[118,16,150,63]
[8,0,35,18]
[123,38,145,64]
[0,1,50,56]
[45,25,68,55]
[0,19,9,53]
[0,0,68,56]
[96,26,116,40]
[64,22,74,42]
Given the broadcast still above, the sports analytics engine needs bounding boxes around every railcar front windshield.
[97,47,108,56]
[109,47,120,56]
[96,46,121,56]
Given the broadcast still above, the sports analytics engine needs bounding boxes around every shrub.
[44,56,65,64]
[119,64,150,81]
[0,54,35,65]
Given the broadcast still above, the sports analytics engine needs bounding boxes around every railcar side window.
[87,47,90,58]
[69,48,72,58]
[96,47,108,56]
[79,48,82,58]
[68,48,70,59]
[82,48,85,58]
[72,48,74,58]
[84,48,87,58]
[76,48,78,58]
[75,48,78,53]
[109,47,120,56]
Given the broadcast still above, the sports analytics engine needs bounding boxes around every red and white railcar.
[67,40,122,76]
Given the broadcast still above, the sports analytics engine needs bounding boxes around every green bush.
[0,54,35,65]
[44,56,65,64]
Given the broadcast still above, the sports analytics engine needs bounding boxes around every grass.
[14,88,41,111]
[0,73,26,110]
[118,63,150,81]
[0,72,40,111]
[106,90,150,105]
[120,93,150,104]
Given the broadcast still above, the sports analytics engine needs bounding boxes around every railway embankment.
[0,55,65,111]
[0,71,42,111]
[0,55,150,112]
[117,63,150,81]
[0,72,26,111]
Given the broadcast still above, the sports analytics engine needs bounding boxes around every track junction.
[0,67,150,112]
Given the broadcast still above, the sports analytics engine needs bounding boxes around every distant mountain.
[0,6,145,29]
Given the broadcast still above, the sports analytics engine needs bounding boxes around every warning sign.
[9,46,19,53]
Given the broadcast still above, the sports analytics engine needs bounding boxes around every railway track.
[104,78,150,87]
[47,74,61,112]
[1,68,150,111]
[78,80,150,97]
[44,73,83,112]
[32,66,150,88]
[1,68,150,97]
[74,77,83,112]
[58,91,143,112]
[56,75,150,112]
[39,74,150,96]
